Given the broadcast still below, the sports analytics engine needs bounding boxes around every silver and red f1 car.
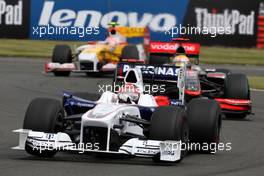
[13,64,221,163]
[146,38,251,118]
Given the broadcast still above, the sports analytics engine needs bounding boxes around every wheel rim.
[54,110,64,132]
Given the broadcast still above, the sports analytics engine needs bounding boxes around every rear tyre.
[120,45,140,61]
[149,106,189,163]
[23,98,64,157]
[149,54,170,65]
[224,73,250,118]
[52,45,72,77]
[187,98,221,153]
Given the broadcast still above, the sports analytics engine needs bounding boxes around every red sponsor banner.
[149,42,200,55]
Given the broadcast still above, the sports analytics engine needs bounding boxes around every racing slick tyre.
[149,106,189,163]
[187,98,221,153]
[52,45,72,77]
[148,54,170,65]
[23,98,65,157]
[120,45,140,61]
[224,73,250,118]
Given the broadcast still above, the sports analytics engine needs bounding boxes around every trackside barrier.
[257,15,264,48]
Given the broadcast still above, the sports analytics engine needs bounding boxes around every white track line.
[251,88,264,92]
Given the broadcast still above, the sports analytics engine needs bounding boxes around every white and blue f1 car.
[13,63,221,163]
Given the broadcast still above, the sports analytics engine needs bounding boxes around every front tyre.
[149,106,189,163]
[187,98,221,153]
[52,45,72,77]
[224,73,250,118]
[120,45,140,61]
[23,98,64,157]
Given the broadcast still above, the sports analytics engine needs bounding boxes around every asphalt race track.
[0,57,264,176]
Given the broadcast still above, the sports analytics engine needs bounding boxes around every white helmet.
[118,83,140,103]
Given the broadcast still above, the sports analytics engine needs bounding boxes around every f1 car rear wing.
[116,63,180,82]
[113,27,149,38]
[114,62,186,104]
[149,41,200,58]
[108,26,150,45]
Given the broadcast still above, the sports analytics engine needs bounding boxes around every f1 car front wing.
[215,98,252,114]
[12,129,182,162]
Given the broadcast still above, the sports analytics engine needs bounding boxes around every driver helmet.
[106,28,126,46]
[118,83,140,103]
[172,46,190,67]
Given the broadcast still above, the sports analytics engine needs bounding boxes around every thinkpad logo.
[195,8,255,35]
[0,0,23,25]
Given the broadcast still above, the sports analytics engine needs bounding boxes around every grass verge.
[200,46,264,65]
[0,39,85,58]
[248,76,264,90]
[0,39,263,65]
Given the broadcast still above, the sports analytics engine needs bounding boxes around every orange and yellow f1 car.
[45,24,150,76]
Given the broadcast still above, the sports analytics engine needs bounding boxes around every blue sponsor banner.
[30,0,189,41]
